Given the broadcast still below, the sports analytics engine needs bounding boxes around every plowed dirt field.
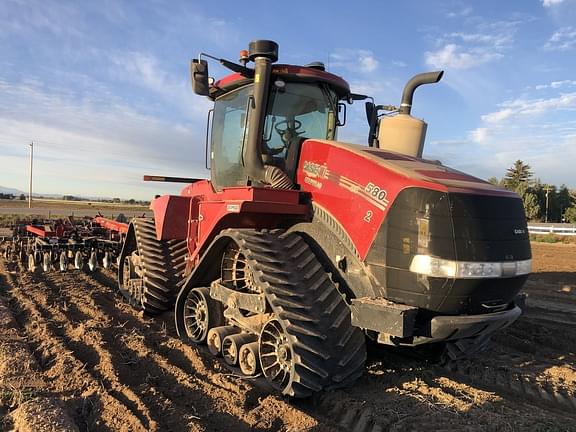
[0,242,574,431]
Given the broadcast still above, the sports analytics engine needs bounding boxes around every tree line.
[488,160,576,223]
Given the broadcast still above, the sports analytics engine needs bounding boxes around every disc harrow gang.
[176,229,367,397]
[1,216,126,273]
[118,218,187,314]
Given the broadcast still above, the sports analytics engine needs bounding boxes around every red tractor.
[118,40,531,397]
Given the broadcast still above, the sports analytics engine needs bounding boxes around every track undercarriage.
[118,218,187,314]
[175,229,367,397]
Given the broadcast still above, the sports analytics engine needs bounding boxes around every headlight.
[409,255,531,279]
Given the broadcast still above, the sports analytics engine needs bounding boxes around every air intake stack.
[377,71,443,158]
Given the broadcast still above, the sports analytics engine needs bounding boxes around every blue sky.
[1,0,575,200]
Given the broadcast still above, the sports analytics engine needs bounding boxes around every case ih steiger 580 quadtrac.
[118,40,531,397]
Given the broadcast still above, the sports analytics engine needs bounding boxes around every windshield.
[263,83,337,153]
[262,82,338,177]
[210,82,339,189]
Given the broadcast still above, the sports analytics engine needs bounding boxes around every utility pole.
[545,184,550,223]
[29,141,33,209]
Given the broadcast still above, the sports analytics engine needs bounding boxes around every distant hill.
[0,186,25,196]
[0,185,136,202]
[0,186,82,199]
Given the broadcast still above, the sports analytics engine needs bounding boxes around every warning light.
[239,50,249,65]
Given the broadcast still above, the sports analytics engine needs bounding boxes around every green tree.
[503,160,533,192]
[19,193,25,200]
[522,191,541,221]
[557,185,573,222]
[487,176,501,186]
[564,205,576,224]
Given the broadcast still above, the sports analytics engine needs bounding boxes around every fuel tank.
[296,139,531,315]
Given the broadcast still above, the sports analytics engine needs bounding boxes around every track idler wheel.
[181,287,224,343]
[238,341,260,376]
[259,319,294,391]
[222,333,257,366]
[207,326,240,356]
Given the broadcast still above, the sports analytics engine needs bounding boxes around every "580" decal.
[364,182,389,205]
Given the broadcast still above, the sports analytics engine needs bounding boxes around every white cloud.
[110,51,211,119]
[330,49,379,74]
[425,20,517,70]
[470,127,488,143]
[391,60,407,68]
[446,32,512,46]
[481,93,576,125]
[425,43,503,69]
[458,88,576,186]
[544,27,576,51]
[359,54,379,73]
[542,0,565,7]
[534,80,576,90]
[446,7,473,18]
[0,0,83,38]
[481,108,515,124]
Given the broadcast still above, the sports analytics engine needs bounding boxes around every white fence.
[528,224,576,236]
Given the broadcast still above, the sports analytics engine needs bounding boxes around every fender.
[288,203,380,300]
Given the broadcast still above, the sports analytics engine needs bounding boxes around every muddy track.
[0,242,575,431]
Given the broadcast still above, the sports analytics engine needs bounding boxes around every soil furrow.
[3,265,154,431]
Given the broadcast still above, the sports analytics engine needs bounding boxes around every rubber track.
[132,219,187,314]
[439,359,576,411]
[222,229,367,398]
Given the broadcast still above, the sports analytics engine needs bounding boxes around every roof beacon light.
[239,50,249,66]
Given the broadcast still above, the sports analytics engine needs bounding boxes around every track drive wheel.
[118,218,187,314]
[181,287,224,343]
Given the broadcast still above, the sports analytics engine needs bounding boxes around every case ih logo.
[303,161,329,179]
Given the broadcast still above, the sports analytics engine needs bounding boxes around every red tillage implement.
[4,216,127,273]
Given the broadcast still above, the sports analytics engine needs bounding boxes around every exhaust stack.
[377,71,443,158]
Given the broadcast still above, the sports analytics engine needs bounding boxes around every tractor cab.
[191,41,350,190]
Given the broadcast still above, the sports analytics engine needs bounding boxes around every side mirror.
[191,59,209,96]
[337,102,347,126]
[365,102,378,147]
